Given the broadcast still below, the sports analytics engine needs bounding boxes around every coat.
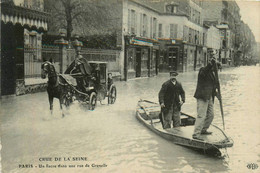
[158,79,185,110]
[194,63,219,101]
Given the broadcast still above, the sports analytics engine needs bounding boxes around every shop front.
[158,39,184,73]
[124,38,159,80]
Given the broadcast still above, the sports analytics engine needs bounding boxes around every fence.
[80,48,121,73]
[24,46,42,78]
[24,46,60,78]
[24,46,121,79]
[42,46,60,72]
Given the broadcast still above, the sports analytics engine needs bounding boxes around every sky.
[236,0,260,42]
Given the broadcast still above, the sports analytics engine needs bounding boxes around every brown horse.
[41,61,66,117]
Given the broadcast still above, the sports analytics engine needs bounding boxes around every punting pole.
[213,63,225,130]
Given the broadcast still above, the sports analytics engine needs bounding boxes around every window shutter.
[128,9,131,33]
[150,17,153,38]
[174,24,178,38]
[140,13,143,36]
[135,12,137,34]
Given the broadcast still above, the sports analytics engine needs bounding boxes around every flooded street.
[1,66,260,173]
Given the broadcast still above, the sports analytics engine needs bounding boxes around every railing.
[79,48,121,72]
[24,46,42,78]
[42,46,60,72]
[24,46,121,79]
[24,46,60,78]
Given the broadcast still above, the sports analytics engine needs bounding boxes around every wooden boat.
[136,100,233,152]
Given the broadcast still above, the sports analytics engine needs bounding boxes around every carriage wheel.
[108,85,117,104]
[89,92,97,110]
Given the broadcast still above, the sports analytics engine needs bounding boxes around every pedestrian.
[192,57,221,141]
[158,71,185,129]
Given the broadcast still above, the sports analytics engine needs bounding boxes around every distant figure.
[158,71,185,129]
[192,57,221,141]
[107,73,113,90]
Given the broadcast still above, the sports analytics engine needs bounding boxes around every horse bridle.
[41,61,60,88]
[42,62,57,77]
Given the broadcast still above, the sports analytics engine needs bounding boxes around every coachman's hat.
[170,71,178,77]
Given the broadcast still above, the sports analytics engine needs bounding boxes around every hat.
[170,71,178,77]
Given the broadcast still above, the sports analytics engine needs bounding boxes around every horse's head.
[41,61,56,79]
[41,62,48,79]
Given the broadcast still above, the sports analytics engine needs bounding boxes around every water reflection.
[0,66,259,173]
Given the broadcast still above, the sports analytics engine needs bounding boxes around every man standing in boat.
[192,56,221,141]
[159,71,185,129]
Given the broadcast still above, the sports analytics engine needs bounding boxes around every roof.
[88,61,108,64]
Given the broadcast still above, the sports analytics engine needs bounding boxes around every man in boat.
[158,71,185,129]
[192,56,221,141]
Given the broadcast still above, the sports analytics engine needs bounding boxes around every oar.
[141,99,160,105]
[213,62,225,130]
[160,109,166,128]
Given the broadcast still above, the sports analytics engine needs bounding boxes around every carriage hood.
[64,57,92,75]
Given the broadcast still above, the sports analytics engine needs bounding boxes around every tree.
[45,0,121,40]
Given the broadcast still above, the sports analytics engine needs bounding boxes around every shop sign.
[131,39,153,47]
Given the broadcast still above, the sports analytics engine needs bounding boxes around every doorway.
[1,22,16,95]
[136,48,141,77]
[168,47,178,71]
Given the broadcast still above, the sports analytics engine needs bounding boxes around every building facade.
[120,0,207,79]
[202,0,241,66]
[1,0,49,96]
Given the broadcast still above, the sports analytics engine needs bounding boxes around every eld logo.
[247,163,258,170]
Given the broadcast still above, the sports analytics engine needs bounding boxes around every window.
[29,34,37,48]
[142,14,148,37]
[183,26,188,41]
[173,6,177,13]
[128,9,136,35]
[153,17,157,38]
[203,33,206,45]
[128,9,131,33]
[150,17,153,38]
[170,24,177,38]
[198,12,201,25]
[189,28,192,43]
[158,24,163,38]
[131,10,136,34]
[195,31,199,44]
[166,4,178,14]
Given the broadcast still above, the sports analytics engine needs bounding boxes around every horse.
[41,61,66,118]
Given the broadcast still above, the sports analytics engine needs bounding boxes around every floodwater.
[0,66,260,173]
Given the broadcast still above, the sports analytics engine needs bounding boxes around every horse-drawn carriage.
[41,56,117,116]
